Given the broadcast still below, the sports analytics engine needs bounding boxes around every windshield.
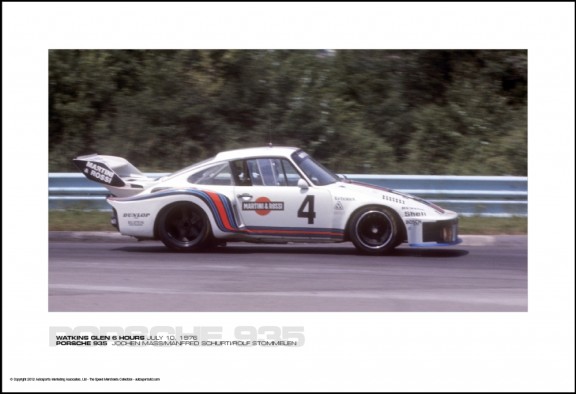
[291,150,339,186]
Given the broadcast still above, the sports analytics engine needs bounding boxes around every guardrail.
[49,173,527,217]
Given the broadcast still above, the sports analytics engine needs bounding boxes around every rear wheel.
[157,203,210,252]
[349,207,400,255]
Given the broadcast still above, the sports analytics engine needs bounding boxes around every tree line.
[49,49,527,175]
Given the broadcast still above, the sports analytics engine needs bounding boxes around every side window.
[280,159,304,186]
[187,163,233,185]
[272,159,287,186]
[247,160,264,185]
[257,159,277,186]
[244,159,278,186]
[231,160,250,186]
[233,158,303,187]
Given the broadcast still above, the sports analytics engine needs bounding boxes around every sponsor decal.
[405,219,422,225]
[242,197,284,216]
[382,194,405,204]
[85,161,115,184]
[404,211,426,217]
[334,196,355,201]
[334,201,344,210]
[123,213,151,218]
[128,220,144,226]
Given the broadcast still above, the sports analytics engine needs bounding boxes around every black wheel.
[349,207,400,255]
[156,203,211,252]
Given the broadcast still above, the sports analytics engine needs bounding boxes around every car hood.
[329,180,447,214]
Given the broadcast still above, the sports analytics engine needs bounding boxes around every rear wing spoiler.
[73,154,155,196]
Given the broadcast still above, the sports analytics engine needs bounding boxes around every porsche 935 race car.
[73,146,460,254]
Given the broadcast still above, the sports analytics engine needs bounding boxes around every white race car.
[74,146,460,254]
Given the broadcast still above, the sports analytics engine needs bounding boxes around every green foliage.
[49,50,527,175]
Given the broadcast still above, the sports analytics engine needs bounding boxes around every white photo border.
[3,2,574,392]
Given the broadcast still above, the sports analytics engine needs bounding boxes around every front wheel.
[349,207,400,255]
[156,203,211,252]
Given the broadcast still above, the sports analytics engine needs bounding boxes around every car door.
[232,157,337,239]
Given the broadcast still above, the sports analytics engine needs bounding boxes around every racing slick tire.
[349,206,401,255]
[156,202,211,252]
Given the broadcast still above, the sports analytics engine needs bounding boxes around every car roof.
[214,146,300,161]
[163,146,303,180]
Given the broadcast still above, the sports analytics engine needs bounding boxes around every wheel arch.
[344,204,406,242]
[153,199,214,240]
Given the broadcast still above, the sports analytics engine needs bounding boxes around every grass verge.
[49,210,527,234]
[49,210,115,231]
[458,216,527,235]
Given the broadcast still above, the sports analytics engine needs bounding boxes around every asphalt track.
[49,233,527,312]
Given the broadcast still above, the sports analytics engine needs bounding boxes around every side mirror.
[297,178,309,189]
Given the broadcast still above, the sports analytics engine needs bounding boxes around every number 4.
[298,195,316,224]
